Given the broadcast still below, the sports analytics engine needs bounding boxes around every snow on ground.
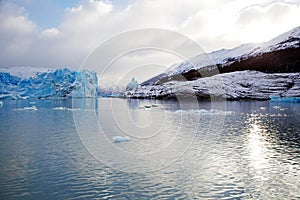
[125,71,300,100]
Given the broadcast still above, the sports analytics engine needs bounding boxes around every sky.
[0,0,300,85]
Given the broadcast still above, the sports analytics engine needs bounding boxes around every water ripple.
[0,99,299,199]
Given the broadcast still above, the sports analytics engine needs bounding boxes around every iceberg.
[0,68,98,100]
[126,77,139,91]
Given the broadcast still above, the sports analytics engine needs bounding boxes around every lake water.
[0,98,299,199]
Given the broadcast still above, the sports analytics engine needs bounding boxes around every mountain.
[0,68,98,100]
[128,26,300,100]
[141,26,300,85]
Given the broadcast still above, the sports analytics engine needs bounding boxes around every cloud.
[0,0,213,69]
[0,3,36,57]
[178,0,300,50]
[41,27,60,37]
[0,0,300,78]
[230,2,300,43]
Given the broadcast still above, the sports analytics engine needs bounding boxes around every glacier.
[0,68,98,100]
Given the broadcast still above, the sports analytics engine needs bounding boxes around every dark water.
[0,98,299,199]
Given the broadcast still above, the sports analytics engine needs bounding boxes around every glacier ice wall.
[0,68,98,99]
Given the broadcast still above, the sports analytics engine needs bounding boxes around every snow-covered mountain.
[0,68,98,100]
[140,26,300,87]
[130,26,300,100]
[164,26,300,78]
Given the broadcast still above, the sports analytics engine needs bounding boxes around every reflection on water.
[0,98,299,199]
[247,115,271,176]
[237,109,300,199]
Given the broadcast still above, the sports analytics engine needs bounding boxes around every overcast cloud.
[0,0,300,74]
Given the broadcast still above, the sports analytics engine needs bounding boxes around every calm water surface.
[0,98,299,199]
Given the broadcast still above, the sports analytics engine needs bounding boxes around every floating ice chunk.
[113,136,130,143]
[199,109,208,113]
[53,107,83,111]
[29,102,36,104]
[14,106,37,111]
[174,110,182,114]
[204,109,234,115]
[67,108,82,111]
[272,106,281,109]
[212,109,234,114]
[0,101,3,106]
[24,106,37,110]
[53,107,67,110]
[172,109,234,115]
